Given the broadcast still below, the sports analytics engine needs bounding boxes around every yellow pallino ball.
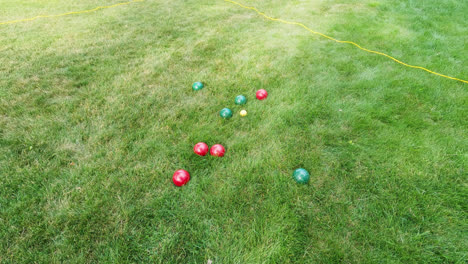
[240,110,247,117]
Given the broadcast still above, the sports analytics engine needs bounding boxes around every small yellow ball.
[240,110,247,117]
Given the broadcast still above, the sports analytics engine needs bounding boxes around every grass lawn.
[1,0,467,262]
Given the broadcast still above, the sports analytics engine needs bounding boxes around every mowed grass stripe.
[0,0,467,262]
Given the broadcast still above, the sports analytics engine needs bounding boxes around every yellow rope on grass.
[224,0,467,84]
[0,0,144,26]
[1,0,465,84]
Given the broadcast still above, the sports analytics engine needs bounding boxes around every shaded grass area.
[0,0,467,262]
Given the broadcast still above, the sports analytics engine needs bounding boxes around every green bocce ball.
[192,82,204,91]
[219,108,233,119]
[235,95,247,105]
[292,168,310,184]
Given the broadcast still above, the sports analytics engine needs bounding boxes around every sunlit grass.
[0,0,467,262]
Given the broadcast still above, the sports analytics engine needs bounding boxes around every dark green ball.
[192,82,204,91]
[219,108,233,119]
[292,168,310,184]
[235,95,247,105]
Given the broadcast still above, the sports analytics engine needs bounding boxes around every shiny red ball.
[172,169,190,187]
[256,89,268,100]
[194,142,209,156]
[210,144,226,157]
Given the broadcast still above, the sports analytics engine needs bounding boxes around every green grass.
[1,0,467,262]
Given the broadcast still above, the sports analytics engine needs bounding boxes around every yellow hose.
[224,0,467,84]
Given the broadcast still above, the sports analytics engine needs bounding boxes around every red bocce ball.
[210,144,226,157]
[194,142,209,156]
[256,89,268,100]
[173,169,190,187]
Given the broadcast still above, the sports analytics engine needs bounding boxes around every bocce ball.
[256,89,268,100]
[219,108,233,119]
[210,144,226,157]
[235,95,247,105]
[240,110,247,117]
[173,169,190,186]
[292,168,310,184]
[194,142,209,156]
[192,82,204,91]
